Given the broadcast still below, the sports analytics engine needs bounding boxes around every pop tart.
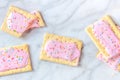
[85,15,120,59]
[40,33,82,66]
[1,6,45,37]
[0,44,32,76]
[96,26,120,71]
[97,52,120,71]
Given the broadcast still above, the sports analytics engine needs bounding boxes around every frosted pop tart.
[0,44,32,76]
[96,26,120,71]
[1,6,45,37]
[85,15,120,59]
[40,33,82,66]
[97,52,120,71]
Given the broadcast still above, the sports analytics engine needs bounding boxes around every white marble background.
[0,0,120,80]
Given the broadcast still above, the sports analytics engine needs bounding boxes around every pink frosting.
[0,48,28,72]
[97,53,120,70]
[45,40,80,61]
[7,12,32,33]
[7,11,40,33]
[30,11,40,28]
[93,20,120,57]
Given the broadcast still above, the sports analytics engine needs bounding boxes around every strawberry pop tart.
[86,15,120,71]
[1,5,45,37]
[0,44,32,76]
[40,33,82,66]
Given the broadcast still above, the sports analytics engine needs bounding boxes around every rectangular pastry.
[97,52,120,71]
[40,33,82,66]
[0,44,32,76]
[96,26,120,71]
[1,6,45,37]
[85,15,120,59]
[1,5,37,37]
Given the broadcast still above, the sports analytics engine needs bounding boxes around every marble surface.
[0,0,120,80]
